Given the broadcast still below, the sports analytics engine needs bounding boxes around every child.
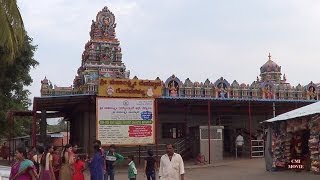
[73,154,86,180]
[128,155,137,180]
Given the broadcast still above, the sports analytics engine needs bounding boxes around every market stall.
[264,101,320,174]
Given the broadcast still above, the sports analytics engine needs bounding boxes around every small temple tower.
[40,77,53,96]
[259,53,282,83]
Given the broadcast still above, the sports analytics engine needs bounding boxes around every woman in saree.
[89,144,104,180]
[9,146,37,180]
[39,145,56,180]
[59,144,75,180]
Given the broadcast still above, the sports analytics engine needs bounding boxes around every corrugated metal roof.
[34,94,95,112]
[264,101,320,123]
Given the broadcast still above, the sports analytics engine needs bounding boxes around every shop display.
[272,122,291,168]
[271,116,320,174]
[308,115,320,173]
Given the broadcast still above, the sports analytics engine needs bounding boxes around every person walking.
[39,145,55,180]
[93,140,106,176]
[144,149,157,180]
[32,146,44,175]
[236,132,244,158]
[28,146,37,161]
[60,144,75,180]
[73,154,86,180]
[89,144,104,180]
[127,155,137,180]
[159,144,185,180]
[9,147,38,180]
[52,146,61,180]
[105,144,124,180]
[93,140,104,156]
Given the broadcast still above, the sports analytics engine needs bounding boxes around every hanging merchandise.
[284,132,292,163]
[287,119,308,133]
[308,115,320,174]
[272,121,290,168]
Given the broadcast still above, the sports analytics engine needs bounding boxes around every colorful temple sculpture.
[41,7,129,96]
[40,7,319,101]
[162,53,319,100]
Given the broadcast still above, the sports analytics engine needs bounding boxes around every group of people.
[90,141,185,180]
[9,143,82,180]
[8,141,185,180]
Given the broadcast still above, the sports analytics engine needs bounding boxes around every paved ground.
[1,158,319,180]
[111,158,319,180]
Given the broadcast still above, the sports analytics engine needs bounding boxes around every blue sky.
[18,0,320,104]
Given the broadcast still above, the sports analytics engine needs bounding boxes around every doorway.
[188,126,200,158]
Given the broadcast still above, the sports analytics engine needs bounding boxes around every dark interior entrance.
[188,126,200,158]
[223,126,236,157]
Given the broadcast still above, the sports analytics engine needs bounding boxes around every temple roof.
[260,53,281,74]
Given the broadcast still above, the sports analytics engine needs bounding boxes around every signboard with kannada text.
[98,78,162,98]
[96,98,155,145]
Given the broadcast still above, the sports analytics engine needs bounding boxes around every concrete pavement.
[111,158,319,180]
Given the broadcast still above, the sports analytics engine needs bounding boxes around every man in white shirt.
[236,133,244,157]
[159,144,185,180]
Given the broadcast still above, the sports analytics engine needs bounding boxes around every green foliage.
[0,35,38,138]
[47,119,68,133]
[0,0,25,62]
[13,116,33,137]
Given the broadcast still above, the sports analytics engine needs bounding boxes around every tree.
[0,0,25,62]
[0,34,38,138]
[47,119,69,133]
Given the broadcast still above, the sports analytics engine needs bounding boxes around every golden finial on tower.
[268,52,271,60]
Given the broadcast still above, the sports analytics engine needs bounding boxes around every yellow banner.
[98,78,163,98]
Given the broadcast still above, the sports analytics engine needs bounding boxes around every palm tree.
[0,0,25,63]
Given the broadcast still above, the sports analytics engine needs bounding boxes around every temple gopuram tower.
[73,6,130,94]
